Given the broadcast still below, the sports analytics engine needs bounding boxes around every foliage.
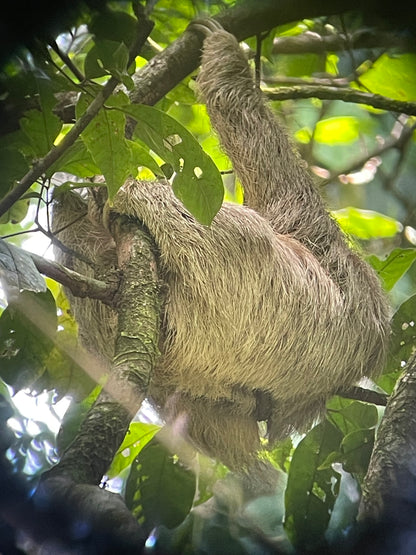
[0,0,415,553]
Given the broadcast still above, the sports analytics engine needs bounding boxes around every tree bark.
[359,353,416,521]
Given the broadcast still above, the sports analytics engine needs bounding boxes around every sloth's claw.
[188,17,224,37]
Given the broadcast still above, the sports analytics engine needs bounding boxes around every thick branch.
[272,28,415,54]
[128,0,372,107]
[45,218,161,485]
[359,354,416,521]
[264,85,416,116]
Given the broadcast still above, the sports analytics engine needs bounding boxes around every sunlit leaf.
[108,422,160,478]
[357,53,416,101]
[314,116,359,144]
[333,207,401,240]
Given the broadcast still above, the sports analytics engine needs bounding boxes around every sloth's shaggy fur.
[53,26,390,470]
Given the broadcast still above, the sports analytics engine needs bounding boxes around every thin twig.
[50,40,85,82]
[264,85,416,116]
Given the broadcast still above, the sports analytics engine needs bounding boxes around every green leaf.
[84,39,129,80]
[269,436,293,472]
[47,138,100,178]
[368,248,416,291]
[127,139,164,177]
[120,104,224,225]
[357,53,416,102]
[327,398,379,436]
[0,290,56,391]
[20,109,62,157]
[125,437,196,533]
[385,295,416,374]
[108,422,160,478]
[77,91,135,199]
[333,207,401,240]
[0,199,30,225]
[89,10,138,48]
[314,116,360,144]
[19,76,62,157]
[284,420,343,550]
[340,428,374,479]
[0,149,29,196]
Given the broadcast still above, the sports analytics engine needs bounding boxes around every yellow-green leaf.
[314,116,359,144]
[333,207,402,239]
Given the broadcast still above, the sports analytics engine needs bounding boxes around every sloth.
[53,20,390,473]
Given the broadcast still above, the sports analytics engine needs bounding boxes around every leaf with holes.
[125,437,196,534]
[120,104,224,225]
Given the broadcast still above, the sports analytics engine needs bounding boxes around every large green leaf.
[327,398,379,436]
[77,91,136,199]
[47,138,100,178]
[19,77,62,157]
[125,437,196,533]
[385,294,416,374]
[284,420,343,551]
[120,104,224,225]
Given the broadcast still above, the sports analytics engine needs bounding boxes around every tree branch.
[264,85,416,116]
[30,252,116,303]
[128,0,373,107]
[272,28,414,54]
[336,385,388,406]
[323,120,416,182]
